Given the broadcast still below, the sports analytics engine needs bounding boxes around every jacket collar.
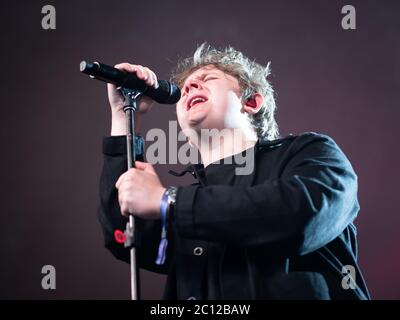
[168,134,293,183]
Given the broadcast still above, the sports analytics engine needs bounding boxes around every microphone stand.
[120,87,141,300]
[79,60,180,299]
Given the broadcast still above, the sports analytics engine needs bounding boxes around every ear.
[243,93,264,115]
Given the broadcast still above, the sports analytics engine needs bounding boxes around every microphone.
[80,61,181,104]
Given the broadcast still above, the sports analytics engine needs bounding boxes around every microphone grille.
[156,80,181,104]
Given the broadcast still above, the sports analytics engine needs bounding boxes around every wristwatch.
[164,186,177,223]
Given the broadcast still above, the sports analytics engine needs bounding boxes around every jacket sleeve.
[173,133,360,256]
[97,135,172,274]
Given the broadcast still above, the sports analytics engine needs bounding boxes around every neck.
[193,128,257,167]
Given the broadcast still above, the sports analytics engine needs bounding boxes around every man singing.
[97,43,370,300]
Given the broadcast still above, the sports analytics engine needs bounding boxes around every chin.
[187,115,208,129]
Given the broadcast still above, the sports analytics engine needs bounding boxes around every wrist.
[111,110,142,136]
[155,186,177,265]
[156,187,167,219]
[111,111,126,136]
[160,186,177,223]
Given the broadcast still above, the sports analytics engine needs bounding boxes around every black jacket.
[98,132,370,300]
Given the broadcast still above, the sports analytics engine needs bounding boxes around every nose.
[184,78,201,94]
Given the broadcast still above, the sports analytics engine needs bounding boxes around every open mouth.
[187,95,208,111]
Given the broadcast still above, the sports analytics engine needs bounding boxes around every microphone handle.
[80,61,148,91]
[80,60,181,104]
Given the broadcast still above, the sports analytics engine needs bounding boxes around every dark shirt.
[98,132,371,300]
[203,158,246,299]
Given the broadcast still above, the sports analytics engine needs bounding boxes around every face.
[176,65,247,135]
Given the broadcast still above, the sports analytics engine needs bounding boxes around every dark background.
[0,0,399,299]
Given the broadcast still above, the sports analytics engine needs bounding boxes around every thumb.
[115,172,125,189]
[135,161,156,174]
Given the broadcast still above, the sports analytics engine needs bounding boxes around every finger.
[135,161,156,174]
[118,192,123,209]
[122,211,129,218]
[134,161,148,171]
[142,67,155,86]
[114,63,156,87]
[118,192,128,217]
[118,194,124,214]
[115,173,125,189]
[114,62,136,73]
[117,168,138,189]
[132,65,148,81]
[120,205,129,217]
[115,63,143,81]
[149,70,158,88]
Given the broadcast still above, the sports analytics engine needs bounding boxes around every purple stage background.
[0,0,399,299]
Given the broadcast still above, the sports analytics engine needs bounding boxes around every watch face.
[167,187,177,204]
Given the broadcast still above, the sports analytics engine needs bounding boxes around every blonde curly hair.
[171,43,279,141]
